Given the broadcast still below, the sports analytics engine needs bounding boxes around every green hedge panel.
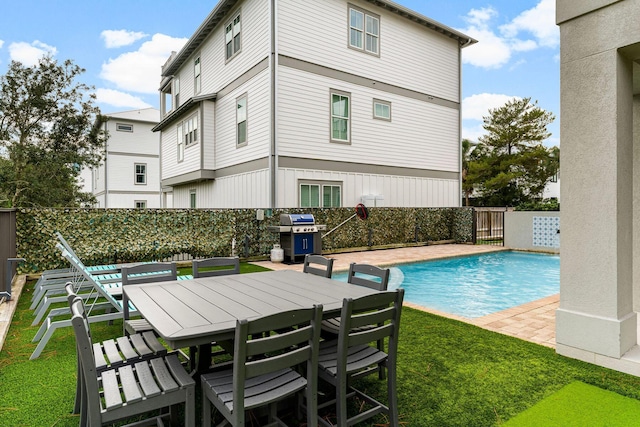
[15,207,473,273]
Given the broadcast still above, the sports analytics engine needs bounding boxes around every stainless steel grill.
[268,214,326,262]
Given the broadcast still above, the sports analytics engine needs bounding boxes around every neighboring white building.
[90,108,162,208]
[154,0,476,209]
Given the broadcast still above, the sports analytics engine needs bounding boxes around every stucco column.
[634,94,640,314]
[556,48,636,359]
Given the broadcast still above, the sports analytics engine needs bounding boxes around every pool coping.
[253,244,559,348]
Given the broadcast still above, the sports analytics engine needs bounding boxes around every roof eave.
[364,0,477,47]
[162,0,241,77]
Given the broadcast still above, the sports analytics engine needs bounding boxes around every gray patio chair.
[316,289,404,427]
[31,232,132,308]
[191,256,241,369]
[30,246,191,359]
[65,283,168,416]
[201,304,323,427]
[321,262,390,379]
[121,262,178,336]
[303,254,334,278]
[69,290,195,427]
[192,256,240,277]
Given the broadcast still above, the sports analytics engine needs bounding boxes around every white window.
[116,123,133,132]
[194,56,201,94]
[189,189,196,208]
[134,163,147,185]
[349,6,379,55]
[135,200,147,209]
[331,91,350,143]
[225,13,242,60]
[300,183,342,208]
[236,95,247,146]
[177,123,184,162]
[373,99,391,121]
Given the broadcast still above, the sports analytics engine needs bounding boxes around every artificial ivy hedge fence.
[15,207,474,274]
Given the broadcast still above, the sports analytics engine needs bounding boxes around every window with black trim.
[225,13,242,60]
[183,114,198,147]
[116,123,133,132]
[190,189,196,208]
[349,5,379,56]
[134,163,147,185]
[135,200,147,209]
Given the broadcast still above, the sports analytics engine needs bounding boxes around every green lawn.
[2,264,640,426]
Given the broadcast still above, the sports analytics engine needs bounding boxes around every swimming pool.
[334,251,559,318]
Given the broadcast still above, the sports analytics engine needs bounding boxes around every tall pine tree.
[465,97,558,207]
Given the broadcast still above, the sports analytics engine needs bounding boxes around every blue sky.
[0,0,559,146]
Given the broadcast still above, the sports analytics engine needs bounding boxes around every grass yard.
[3,263,640,426]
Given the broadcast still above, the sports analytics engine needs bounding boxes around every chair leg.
[185,385,195,427]
[202,382,212,426]
[387,362,399,427]
[336,378,348,427]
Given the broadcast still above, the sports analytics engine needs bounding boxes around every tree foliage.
[463,97,558,207]
[0,57,106,207]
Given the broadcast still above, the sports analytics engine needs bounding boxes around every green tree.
[0,57,106,207]
[465,97,557,207]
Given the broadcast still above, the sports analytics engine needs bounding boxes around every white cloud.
[100,33,188,94]
[462,93,521,121]
[101,30,148,48]
[0,40,4,49]
[8,41,57,66]
[500,0,559,48]
[95,88,153,109]
[459,0,558,69]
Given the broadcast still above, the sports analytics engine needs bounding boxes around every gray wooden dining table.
[123,269,378,372]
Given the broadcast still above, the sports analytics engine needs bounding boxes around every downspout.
[269,0,277,209]
[104,119,109,208]
[458,38,474,208]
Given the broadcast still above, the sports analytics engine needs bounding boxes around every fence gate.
[473,208,505,246]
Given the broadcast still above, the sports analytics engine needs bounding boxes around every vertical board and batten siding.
[277,66,460,172]
[108,194,161,209]
[277,168,458,208]
[212,68,271,170]
[172,168,269,208]
[277,0,460,102]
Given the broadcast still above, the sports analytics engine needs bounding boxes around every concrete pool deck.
[252,244,559,348]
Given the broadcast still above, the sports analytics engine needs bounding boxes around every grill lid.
[280,213,315,226]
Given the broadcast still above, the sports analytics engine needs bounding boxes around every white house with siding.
[90,108,162,208]
[154,0,476,209]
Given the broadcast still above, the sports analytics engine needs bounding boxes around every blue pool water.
[334,251,559,318]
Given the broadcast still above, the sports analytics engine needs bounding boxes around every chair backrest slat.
[232,305,322,414]
[303,254,334,278]
[192,257,240,278]
[347,263,390,291]
[121,263,177,286]
[337,289,404,368]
